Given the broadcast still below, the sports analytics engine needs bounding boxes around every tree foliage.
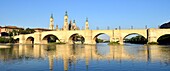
[160,22,170,29]
[48,36,58,43]
[19,28,35,34]
[0,28,35,43]
[0,37,16,43]
[96,38,104,43]
[157,34,170,45]
[72,35,85,44]
[124,35,148,44]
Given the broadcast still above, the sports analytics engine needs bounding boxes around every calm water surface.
[0,43,170,71]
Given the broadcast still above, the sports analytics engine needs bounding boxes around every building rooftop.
[32,28,52,31]
[2,26,24,29]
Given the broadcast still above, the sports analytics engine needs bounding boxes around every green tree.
[72,34,85,44]
[157,34,170,45]
[125,35,147,44]
[25,28,35,33]
[12,30,18,36]
[19,28,35,34]
[96,38,104,43]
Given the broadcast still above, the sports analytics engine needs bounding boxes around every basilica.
[49,11,89,31]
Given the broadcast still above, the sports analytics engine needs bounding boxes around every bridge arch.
[123,33,147,40]
[1,32,9,36]
[68,33,85,44]
[26,37,34,44]
[93,33,110,43]
[157,34,170,45]
[42,34,59,44]
[123,33,148,44]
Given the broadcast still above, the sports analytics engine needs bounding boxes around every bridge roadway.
[14,28,170,44]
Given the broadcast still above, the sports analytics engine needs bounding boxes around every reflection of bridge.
[0,44,168,71]
[14,28,170,44]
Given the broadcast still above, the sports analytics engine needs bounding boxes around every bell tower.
[49,14,54,30]
[85,18,89,30]
[72,20,77,30]
[63,11,68,30]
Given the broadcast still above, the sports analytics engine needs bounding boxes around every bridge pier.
[41,40,47,44]
[34,32,42,44]
[119,40,124,44]
[111,37,124,44]
[147,29,158,44]
[119,37,124,44]
[19,35,25,44]
[84,30,95,44]
[112,30,124,44]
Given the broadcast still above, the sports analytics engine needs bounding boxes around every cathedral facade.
[49,11,89,31]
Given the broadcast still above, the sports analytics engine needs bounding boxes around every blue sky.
[0,0,170,30]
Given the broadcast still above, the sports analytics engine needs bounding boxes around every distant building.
[62,11,80,30]
[0,26,24,36]
[1,26,23,33]
[49,14,54,30]
[32,28,52,32]
[47,11,86,31]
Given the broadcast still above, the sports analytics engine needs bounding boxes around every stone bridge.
[13,28,170,44]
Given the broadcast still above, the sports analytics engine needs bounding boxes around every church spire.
[85,17,89,30]
[86,17,88,22]
[51,13,53,19]
[63,11,68,30]
[73,20,75,23]
[65,11,68,16]
[72,20,77,30]
[49,14,54,30]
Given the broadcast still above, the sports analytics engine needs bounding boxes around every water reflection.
[0,44,170,71]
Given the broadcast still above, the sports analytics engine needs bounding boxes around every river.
[0,43,170,71]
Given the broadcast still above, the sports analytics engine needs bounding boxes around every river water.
[0,43,170,71]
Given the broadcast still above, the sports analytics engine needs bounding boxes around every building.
[32,28,52,32]
[49,14,54,30]
[0,26,24,36]
[49,11,80,31]
[62,11,81,30]
[1,26,23,33]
